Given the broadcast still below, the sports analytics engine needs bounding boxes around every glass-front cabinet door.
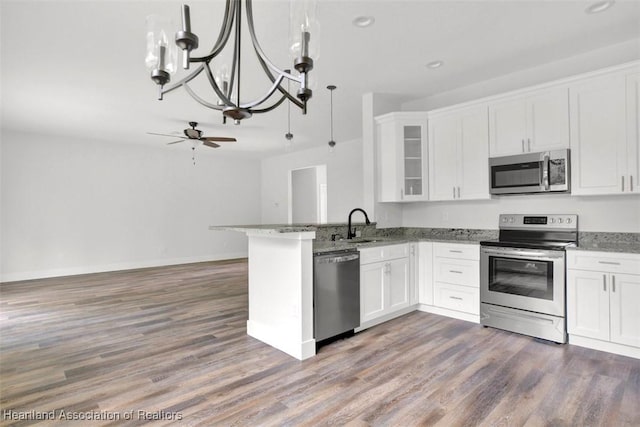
[403,125,424,198]
[376,112,428,202]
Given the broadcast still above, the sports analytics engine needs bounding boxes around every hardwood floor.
[1,259,639,426]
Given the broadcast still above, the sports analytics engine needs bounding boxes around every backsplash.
[314,224,497,242]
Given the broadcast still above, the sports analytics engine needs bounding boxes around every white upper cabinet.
[488,87,570,157]
[626,72,640,194]
[376,112,429,202]
[570,69,640,195]
[428,106,490,201]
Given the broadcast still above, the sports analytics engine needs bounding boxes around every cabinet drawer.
[567,250,640,275]
[434,243,480,260]
[359,244,408,264]
[434,258,479,287]
[434,282,479,315]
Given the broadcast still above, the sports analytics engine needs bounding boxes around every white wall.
[291,167,318,223]
[0,131,261,282]
[398,41,640,233]
[261,139,363,224]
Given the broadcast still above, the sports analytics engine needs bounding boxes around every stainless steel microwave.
[489,149,570,195]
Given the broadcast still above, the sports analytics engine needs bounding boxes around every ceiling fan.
[148,121,236,148]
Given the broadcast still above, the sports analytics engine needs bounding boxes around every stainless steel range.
[480,214,578,343]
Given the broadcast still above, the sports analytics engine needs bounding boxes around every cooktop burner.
[481,214,578,251]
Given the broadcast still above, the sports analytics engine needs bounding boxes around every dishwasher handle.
[316,253,360,264]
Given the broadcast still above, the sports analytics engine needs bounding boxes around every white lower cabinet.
[358,244,415,330]
[567,250,640,358]
[418,242,480,323]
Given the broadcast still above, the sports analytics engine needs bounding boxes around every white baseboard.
[246,320,316,361]
[0,252,248,283]
[418,304,480,324]
[569,335,640,359]
[355,305,418,332]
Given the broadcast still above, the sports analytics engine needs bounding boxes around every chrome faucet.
[347,208,371,239]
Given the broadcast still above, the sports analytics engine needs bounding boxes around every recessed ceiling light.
[585,1,615,14]
[353,16,375,28]
[426,60,444,69]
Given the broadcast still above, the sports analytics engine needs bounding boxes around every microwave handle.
[542,153,550,191]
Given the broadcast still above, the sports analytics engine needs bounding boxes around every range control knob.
[550,218,556,223]
[502,217,508,223]
[566,218,572,224]
[509,217,514,223]
[558,218,564,224]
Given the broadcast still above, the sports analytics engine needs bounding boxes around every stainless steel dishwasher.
[313,249,360,343]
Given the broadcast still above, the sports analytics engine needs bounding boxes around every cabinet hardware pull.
[622,176,625,192]
[449,270,463,274]
[603,274,607,292]
[612,275,616,293]
[457,187,460,198]
[528,138,531,152]
[449,250,463,253]
[598,261,620,265]
[449,296,463,300]
[453,187,456,199]
[521,139,525,152]
[631,176,634,192]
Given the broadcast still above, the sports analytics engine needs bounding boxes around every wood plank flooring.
[1,259,639,426]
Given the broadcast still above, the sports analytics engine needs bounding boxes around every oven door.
[480,246,565,317]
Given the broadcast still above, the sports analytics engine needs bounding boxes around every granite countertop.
[212,224,640,255]
[570,241,640,254]
[569,232,640,254]
[209,224,317,234]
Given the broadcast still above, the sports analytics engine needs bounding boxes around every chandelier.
[145,0,318,124]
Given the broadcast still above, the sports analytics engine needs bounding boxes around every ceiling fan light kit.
[145,0,318,125]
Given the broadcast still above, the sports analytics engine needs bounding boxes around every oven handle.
[481,247,563,260]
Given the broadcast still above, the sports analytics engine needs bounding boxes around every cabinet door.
[458,108,490,200]
[428,114,458,201]
[409,243,419,305]
[567,270,610,341]
[377,119,403,202]
[609,273,640,348]
[418,242,434,305]
[527,88,570,152]
[627,73,640,194]
[360,263,387,323]
[489,98,528,156]
[376,113,428,202]
[388,257,411,312]
[570,73,627,195]
[402,124,428,200]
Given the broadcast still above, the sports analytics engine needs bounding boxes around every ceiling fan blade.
[167,140,186,145]
[147,132,182,138]
[201,136,237,142]
[202,140,220,148]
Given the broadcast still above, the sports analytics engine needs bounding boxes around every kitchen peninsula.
[210,225,318,360]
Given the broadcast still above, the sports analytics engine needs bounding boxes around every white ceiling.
[2,0,640,157]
